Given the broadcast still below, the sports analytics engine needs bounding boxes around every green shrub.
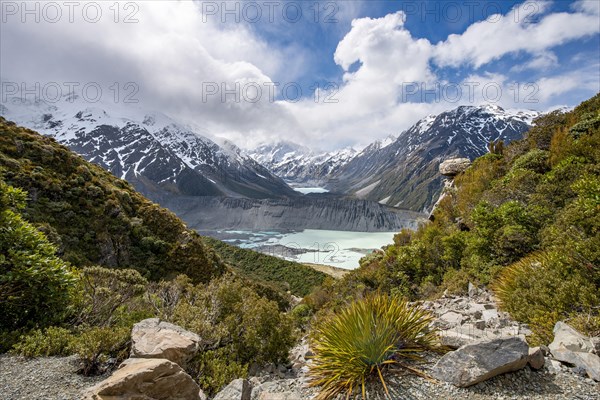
[72,266,151,328]
[308,293,437,399]
[0,179,78,330]
[511,149,550,174]
[291,303,313,330]
[193,348,248,397]
[493,251,599,345]
[12,327,74,357]
[170,275,296,366]
[70,326,131,375]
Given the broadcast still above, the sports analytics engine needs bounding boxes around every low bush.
[12,327,74,358]
[493,251,599,345]
[70,326,131,375]
[192,348,248,397]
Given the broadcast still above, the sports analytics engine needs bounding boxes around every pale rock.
[214,378,252,400]
[439,158,472,177]
[482,309,499,323]
[468,282,477,298]
[549,322,596,354]
[439,311,464,326]
[552,350,600,382]
[431,336,529,387]
[83,358,200,400]
[130,318,202,368]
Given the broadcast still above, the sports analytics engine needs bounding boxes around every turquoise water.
[226,229,396,269]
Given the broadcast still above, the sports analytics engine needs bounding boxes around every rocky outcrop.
[83,358,200,400]
[548,322,600,381]
[431,336,530,387]
[213,378,252,400]
[130,318,202,368]
[439,158,472,176]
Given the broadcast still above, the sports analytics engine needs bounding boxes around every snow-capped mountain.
[328,104,540,212]
[248,141,358,186]
[0,96,297,199]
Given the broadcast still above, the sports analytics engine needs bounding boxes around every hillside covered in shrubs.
[306,94,600,346]
[0,118,326,394]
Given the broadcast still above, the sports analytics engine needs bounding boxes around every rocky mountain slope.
[153,194,424,232]
[0,96,297,200]
[248,141,358,186]
[329,104,539,212]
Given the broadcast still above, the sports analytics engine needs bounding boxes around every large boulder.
[431,336,529,387]
[213,378,252,400]
[439,158,471,177]
[83,358,200,400]
[131,318,202,368]
[549,322,600,381]
[549,321,596,354]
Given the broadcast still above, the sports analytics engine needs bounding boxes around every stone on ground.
[83,358,200,400]
[213,378,252,400]
[130,318,202,368]
[528,347,545,370]
[431,336,529,387]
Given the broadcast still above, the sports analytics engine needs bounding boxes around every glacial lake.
[209,229,397,269]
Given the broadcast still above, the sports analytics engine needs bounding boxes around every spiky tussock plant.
[308,293,438,400]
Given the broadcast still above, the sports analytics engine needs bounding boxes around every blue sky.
[1,0,599,149]
[244,0,599,105]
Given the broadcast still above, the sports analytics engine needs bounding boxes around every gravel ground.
[0,355,107,400]
[0,354,597,400]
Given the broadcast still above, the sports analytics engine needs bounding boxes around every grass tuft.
[308,293,437,399]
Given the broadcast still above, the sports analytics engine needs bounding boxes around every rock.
[548,322,600,381]
[130,318,202,368]
[549,321,596,354]
[482,309,499,323]
[439,158,471,177]
[592,337,600,355]
[468,282,477,298]
[214,378,252,400]
[83,358,200,400]
[552,350,600,381]
[439,311,464,326]
[431,336,529,387]
[198,389,208,400]
[528,347,545,370]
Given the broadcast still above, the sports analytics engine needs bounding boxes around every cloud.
[1,0,598,151]
[433,0,600,68]
[511,52,559,72]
